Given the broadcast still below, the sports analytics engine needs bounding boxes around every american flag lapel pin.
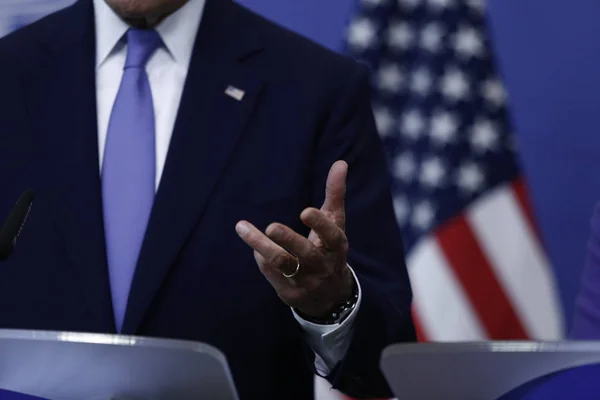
[225,85,246,101]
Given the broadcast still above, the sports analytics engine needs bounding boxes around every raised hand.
[235,161,354,318]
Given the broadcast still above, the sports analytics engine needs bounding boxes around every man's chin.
[104,0,185,22]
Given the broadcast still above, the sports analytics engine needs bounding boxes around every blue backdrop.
[486,0,600,327]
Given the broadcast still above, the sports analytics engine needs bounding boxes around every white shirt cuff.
[292,265,362,376]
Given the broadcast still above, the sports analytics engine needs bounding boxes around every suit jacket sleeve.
[306,62,417,398]
[571,203,600,339]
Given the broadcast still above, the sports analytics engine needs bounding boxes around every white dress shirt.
[92,0,361,375]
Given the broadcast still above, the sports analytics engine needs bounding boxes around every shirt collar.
[93,0,207,69]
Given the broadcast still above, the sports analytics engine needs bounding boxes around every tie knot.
[124,29,162,69]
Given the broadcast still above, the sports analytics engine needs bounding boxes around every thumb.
[321,160,348,229]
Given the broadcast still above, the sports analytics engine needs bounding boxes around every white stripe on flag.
[408,237,487,341]
[467,184,564,340]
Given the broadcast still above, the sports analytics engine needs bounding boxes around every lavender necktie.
[102,29,162,332]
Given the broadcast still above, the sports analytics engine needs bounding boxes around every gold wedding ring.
[282,258,301,279]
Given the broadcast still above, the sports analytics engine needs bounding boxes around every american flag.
[318,0,564,398]
[347,0,563,341]
[345,0,565,343]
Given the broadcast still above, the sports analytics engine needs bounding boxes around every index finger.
[236,221,300,278]
[321,160,347,229]
[236,221,286,262]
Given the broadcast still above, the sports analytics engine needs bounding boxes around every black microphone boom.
[0,190,34,261]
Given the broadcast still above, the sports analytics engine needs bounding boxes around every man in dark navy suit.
[0,0,416,398]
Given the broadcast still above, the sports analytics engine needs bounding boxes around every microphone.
[0,190,34,261]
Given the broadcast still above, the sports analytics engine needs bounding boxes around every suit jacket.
[0,0,416,398]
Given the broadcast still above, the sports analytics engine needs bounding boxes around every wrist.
[296,270,358,325]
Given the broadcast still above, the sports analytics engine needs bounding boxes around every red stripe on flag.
[512,179,543,243]
[435,215,529,339]
[411,308,429,342]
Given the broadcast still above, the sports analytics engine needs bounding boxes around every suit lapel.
[27,0,116,332]
[122,0,265,333]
